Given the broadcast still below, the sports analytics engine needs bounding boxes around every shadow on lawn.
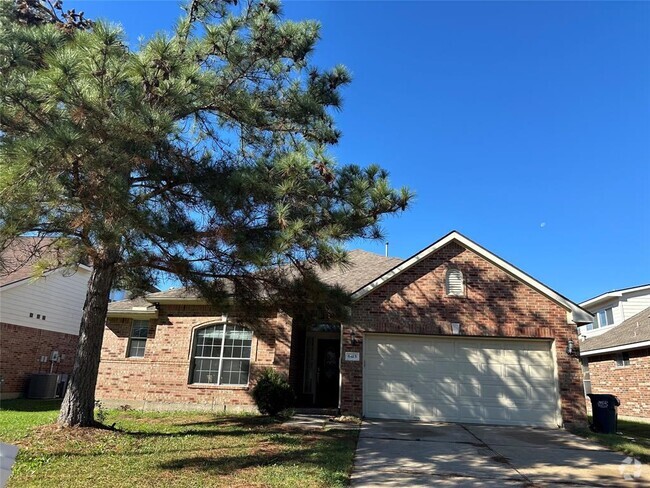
[117,415,288,439]
[158,431,352,475]
[0,399,62,412]
[175,415,281,428]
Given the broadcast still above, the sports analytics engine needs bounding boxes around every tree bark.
[58,256,116,427]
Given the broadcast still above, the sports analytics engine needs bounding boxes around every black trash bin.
[587,393,620,434]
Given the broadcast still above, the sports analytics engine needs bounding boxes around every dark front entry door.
[316,339,340,407]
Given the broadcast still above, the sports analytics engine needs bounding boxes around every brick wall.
[0,322,78,398]
[340,242,587,426]
[96,305,292,411]
[587,349,650,418]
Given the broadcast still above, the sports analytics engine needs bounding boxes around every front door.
[316,339,340,407]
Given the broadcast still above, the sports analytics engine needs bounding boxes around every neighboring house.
[0,238,91,399]
[97,231,592,428]
[578,284,650,337]
[579,285,650,419]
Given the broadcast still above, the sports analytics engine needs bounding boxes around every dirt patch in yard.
[17,424,120,448]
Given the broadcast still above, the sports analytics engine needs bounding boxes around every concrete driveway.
[351,420,644,487]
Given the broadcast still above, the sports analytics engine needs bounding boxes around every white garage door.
[363,334,561,428]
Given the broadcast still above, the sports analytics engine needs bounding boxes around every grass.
[570,417,650,463]
[0,400,358,488]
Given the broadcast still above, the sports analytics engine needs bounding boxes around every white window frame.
[588,307,614,331]
[127,319,149,358]
[190,322,253,386]
[446,268,465,297]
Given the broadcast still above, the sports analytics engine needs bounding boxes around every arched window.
[446,268,465,296]
[190,323,253,386]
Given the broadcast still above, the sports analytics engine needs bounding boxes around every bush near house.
[252,368,296,417]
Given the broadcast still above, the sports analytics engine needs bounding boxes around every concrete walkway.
[351,420,645,487]
[282,414,359,431]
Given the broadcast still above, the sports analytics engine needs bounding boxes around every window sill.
[187,384,249,390]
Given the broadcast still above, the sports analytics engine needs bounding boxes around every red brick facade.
[0,322,78,398]
[96,305,292,411]
[96,241,587,425]
[586,349,650,419]
[340,242,587,426]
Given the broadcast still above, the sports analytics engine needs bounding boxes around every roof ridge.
[580,283,650,305]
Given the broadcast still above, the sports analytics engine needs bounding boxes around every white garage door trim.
[362,334,562,428]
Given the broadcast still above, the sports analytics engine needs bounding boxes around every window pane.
[192,358,220,384]
[128,338,146,357]
[132,326,148,338]
[195,325,224,358]
[605,308,614,325]
[616,353,630,367]
[220,359,250,385]
[131,320,149,338]
[223,325,252,358]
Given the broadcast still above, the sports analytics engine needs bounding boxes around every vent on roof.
[446,268,465,297]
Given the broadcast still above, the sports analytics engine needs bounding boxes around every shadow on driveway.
[351,420,639,487]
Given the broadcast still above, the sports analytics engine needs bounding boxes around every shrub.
[252,368,296,417]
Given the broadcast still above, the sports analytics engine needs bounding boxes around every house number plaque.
[344,352,360,362]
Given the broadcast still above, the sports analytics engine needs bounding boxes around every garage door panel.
[365,399,411,419]
[433,402,461,420]
[363,335,560,428]
[367,378,411,395]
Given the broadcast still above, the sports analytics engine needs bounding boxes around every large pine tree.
[0,0,412,426]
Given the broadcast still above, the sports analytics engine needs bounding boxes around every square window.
[615,352,630,367]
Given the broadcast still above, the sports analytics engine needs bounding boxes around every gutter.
[581,340,650,357]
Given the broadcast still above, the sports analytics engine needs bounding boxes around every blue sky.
[69,1,649,303]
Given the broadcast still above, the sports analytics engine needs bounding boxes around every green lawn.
[570,418,650,463]
[0,400,358,488]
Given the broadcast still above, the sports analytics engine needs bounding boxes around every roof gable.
[351,231,593,325]
[580,284,650,309]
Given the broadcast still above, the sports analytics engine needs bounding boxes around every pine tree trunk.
[58,258,116,427]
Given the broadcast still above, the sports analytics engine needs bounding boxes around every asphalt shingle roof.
[107,296,156,312]
[314,249,403,293]
[582,306,650,353]
[109,249,402,311]
[0,237,61,287]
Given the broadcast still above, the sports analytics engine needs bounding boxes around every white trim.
[550,340,563,428]
[351,231,593,325]
[107,310,159,319]
[145,296,207,305]
[580,284,650,308]
[581,340,650,357]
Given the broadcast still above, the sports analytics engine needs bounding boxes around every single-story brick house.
[98,231,592,428]
[581,306,650,419]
